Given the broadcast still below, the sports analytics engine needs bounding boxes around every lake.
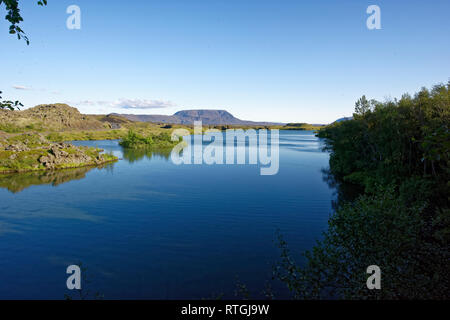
[0,130,334,299]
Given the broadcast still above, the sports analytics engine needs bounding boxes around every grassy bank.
[43,123,194,143]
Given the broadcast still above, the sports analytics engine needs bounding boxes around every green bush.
[119,130,179,149]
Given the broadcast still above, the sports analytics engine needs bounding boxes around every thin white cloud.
[72,98,176,109]
[111,99,175,109]
[75,100,97,106]
[13,85,32,90]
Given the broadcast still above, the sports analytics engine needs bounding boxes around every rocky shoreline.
[0,134,118,174]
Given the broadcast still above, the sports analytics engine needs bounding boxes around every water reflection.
[0,164,113,193]
[0,132,335,299]
[0,146,174,193]
[122,147,172,163]
[321,167,363,211]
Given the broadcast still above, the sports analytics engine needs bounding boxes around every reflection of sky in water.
[0,130,334,299]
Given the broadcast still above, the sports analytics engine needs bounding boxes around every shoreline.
[0,157,118,175]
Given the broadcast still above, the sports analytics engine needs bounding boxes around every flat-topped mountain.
[111,109,282,126]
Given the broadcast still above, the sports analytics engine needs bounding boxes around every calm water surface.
[0,130,334,299]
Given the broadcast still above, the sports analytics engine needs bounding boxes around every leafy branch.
[0,91,23,110]
[0,0,48,45]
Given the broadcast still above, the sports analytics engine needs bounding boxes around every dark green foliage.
[0,91,23,110]
[276,187,449,299]
[285,123,308,127]
[0,0,47,45]
[277,83,450,299]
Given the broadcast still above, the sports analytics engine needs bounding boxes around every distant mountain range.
[0,104,331,130]
[110,110,283,126]
[0,104,329,132]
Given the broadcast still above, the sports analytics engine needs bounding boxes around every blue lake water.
[0,130,334,299]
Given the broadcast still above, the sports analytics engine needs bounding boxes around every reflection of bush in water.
[321,168,363,211]
[0,163,114,193]
[122,148,172,163]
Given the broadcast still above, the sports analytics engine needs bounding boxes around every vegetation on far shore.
[281,123,323,131]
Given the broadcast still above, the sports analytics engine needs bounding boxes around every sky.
[1,0,449,124]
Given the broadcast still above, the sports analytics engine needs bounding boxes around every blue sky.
[1,0,449,123]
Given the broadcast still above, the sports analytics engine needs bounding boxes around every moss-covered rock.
[0,134,117,174]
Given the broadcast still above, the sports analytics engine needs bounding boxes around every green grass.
[0,147,117,173]
[6,133,46,148]
[0,121,45,133]
[46,129,126,142]
[0,149,48,172]
[0,123,26,133]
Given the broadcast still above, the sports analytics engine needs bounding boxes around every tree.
[0,91,23,110]
[354,95,374,116]
[0,0,47,45]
